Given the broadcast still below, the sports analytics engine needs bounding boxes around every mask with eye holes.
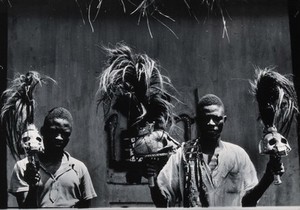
[20,124,45,155]
[259,127,291,156]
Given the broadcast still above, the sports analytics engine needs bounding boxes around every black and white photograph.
[0,0,300,208]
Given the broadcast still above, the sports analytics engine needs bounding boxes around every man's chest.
[38,162,80,189]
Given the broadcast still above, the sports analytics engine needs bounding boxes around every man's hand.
[145,158,168,207]
[17,162,40,208]
[242,154,285,207]
[266,154,284,177]
[24,162,40,186]
[145,158,160,188]
[145,156,169,185]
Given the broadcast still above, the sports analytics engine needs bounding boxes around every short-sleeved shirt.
[157,140,258,207]
[9,152,97,207]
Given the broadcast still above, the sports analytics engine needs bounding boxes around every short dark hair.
[43,107,73,128]
[197,94,224,113]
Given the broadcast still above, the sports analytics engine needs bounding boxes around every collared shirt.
[9,152,97,207]
[157,140,258,207]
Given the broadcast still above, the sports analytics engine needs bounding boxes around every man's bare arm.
[242,155,283,207]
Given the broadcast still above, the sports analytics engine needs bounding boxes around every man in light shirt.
[149,94,283,207]
[9,107,97,208]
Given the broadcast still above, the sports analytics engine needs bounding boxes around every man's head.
[41,107,73,153]
[197,94,227,140]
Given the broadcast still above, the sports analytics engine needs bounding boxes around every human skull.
[259,130,291,156]
[21,124,44,154]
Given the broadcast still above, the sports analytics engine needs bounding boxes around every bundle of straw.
[250,67,298,136]
[97,43,177,132]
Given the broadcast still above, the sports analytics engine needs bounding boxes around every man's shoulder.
[65,152,88,170]
[220,140,250,156]
[14,157,29,169]
[221,140,244,149]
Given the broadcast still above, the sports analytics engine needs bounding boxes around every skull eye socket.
[269,139,276,146]
[281,138,287,144]
[36,137,42,142]
[22,137,31,142]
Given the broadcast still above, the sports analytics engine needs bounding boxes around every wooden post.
[0,1,8,208]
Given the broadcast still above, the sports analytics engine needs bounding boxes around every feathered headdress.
[250,67,298,137]
[1,71,55,159]
[97,43,177,132]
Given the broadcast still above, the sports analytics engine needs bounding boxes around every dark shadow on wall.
[288,0,300,167]
[0,2,8,209]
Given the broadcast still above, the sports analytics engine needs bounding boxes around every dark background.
[0,0,300,207]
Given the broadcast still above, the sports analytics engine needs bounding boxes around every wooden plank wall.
[0,1,8,208]
[5,0,300,207]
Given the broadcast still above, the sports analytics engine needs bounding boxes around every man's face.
[42,118,72,153]
[198,104,226,140]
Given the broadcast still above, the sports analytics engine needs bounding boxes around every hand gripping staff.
[250,67,298,185]
[1,71,55,185]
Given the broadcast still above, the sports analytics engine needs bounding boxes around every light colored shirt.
[9,152,97,207]
[157,140,258,207]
